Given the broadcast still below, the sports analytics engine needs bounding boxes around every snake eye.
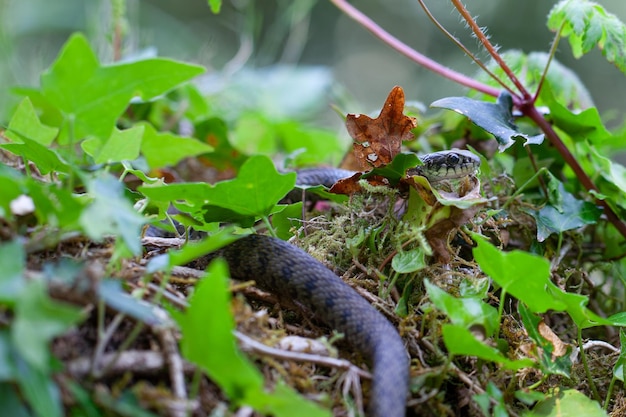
[446,153,460,165]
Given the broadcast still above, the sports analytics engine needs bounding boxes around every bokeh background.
[1,0,625,130]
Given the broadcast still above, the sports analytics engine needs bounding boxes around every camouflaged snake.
[198,150,481,417]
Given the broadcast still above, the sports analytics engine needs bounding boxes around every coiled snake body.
[206,150,480,417]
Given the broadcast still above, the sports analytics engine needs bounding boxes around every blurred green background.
[1,0,624,128]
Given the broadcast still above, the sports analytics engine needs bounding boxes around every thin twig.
[449,0,530,99]
[415,0,515,96]
[329,0,501,98]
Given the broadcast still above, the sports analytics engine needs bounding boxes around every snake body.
[200,150,480,417]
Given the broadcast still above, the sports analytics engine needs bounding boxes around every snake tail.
[205,234,409,417]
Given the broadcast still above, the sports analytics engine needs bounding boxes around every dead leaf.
[538,320,569,358]
[345,86,417,169]
[329,173,389,195]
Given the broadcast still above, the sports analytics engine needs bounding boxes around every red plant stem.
[449,0,531,100]
[329,0,501,99]
[526,106,626,237]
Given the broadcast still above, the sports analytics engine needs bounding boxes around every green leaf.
[138,182,214,202]
[203,155,296,218]
[172,259,329,416]
[518,303,572,377]
[141,122,213,168]
[12,280,83,372]
[0,382,31,417]
[613,329,626,382]
[98,280,171,326]
[14,354,63,417]
[272,202,303,240]
[442,324,534,370]
[5,97,58,146]
[82,125,145,164]
[548,0,626,74]
[1,137,71,175]
[366,153,421,185]
[172,259,263,399]
[425,280,499,337]
[472,234,611,329]
[80,175,145,254]
[532,388,608,416]
[431,92,544,151]
[472,234,564,313]
[208,0,221,13]
[0,240,26,304]
[539,81,611,142]
[528,182,602,242]
[392,247,426,274]
[194,117,247,171]
[40,33,205,142]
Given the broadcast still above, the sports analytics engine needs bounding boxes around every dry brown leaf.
[538,320,569,358]
[345,86,417,169]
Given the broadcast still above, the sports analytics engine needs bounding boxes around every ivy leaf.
[5,98,58,146]
[1,137,71,175]
[539,81,611,142]
[82,125,145,164]
[532,389,608,416]
[528,182,602,242]
[80,175,145,254]
[548,0,626,74]
[203,155,296,218]
[431,92,544,151]
[0,240,26,304]
[140,122,213,169]
[425,280,499,336]
[39,33,204,143]
[12,280,84,372]
[442,324,534,370]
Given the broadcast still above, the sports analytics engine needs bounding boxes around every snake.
[197,149,480,417]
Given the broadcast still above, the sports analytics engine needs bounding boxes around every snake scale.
[197,150,481,417]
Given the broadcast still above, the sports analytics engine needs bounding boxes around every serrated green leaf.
[203,155,296,218]
[40,33,205,142]
[141,122,213,168]
[5,98,58,146]
[442,324,534,370]
[12,280,83,372]
[529,182,602,242]
[431,92,544,151]
[532,388,608,416]
[547,0,626,74]
[82,125,144,164]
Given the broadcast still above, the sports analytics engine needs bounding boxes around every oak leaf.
[345,86,417,169]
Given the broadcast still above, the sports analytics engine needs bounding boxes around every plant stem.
[534,25,564,103]
[578,327,601,402]
[415,0,516,96]
[329,0,501,98]
[449,0,531,100]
